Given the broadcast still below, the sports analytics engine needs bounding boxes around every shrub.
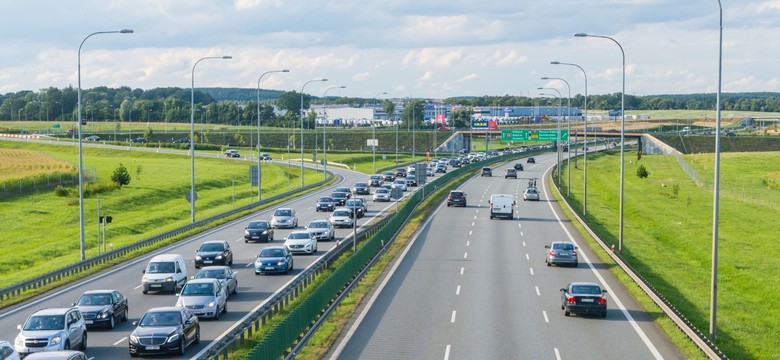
[636,164,649,178]
[54,185,69,197]
[111,163,131,188]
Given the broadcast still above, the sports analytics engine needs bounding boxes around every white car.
[373,188,391,202]
[392,179,407,192]
[306,220,335,241]
[329,208,355,228]
[15,308,88,356]
[271,208,298,228]
[426,167,435,177]
[523,187,540,201]
[284,230,318,254]
[0,340,20,360]
[175,278,227,319]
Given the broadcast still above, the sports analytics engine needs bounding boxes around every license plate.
[146,346,160,350]
[265,266,275,270]
[151,284,162,287]
[581,298,594,302]
[204,260,213,264]
[85,320,93,324]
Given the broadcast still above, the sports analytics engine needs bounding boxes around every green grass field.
[561,151,779,359]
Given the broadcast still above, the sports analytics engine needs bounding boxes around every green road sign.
[532,129,569,141]
[53,123,61,128]
[501,129,529,141]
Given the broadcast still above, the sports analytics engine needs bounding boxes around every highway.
[0,162,407,359]
[329,152,684,360]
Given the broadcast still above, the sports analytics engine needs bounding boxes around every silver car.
[175,278,227,319]
[271,208,298,229]
[523,187,540,201]
[193,266,238,298]
[306,220,335,241]
[545,241,578,267]
[373,188,391,202]
[15,308,87,356]
[329,208,355,228]
[284,230,318,254]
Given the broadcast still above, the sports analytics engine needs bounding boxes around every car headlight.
[245,230,251,235]
[15,334,23,346]
[195,255,202,261]
[165,276,174,282]
[142,275,148,282]
[261,230,268,234]
[129,334,139,344]
[207,301,216,308]
[50,335,62,345]
[215,255,223,260]
[276,260,286,266]
[98,311,109,319]
[166,333,180,344]
[175,300,183,307]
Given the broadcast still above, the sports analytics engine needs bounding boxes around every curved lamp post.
[256,69,289,201]
[190,55,232,223]
[77,28,133,261]
[372,91,387,173]
[575,32,626,256]
[538,87,562,184]
[322,85,345,179]
[542,77,572,196]
[711,0,723,342]
[551,61,589,215]
[300,79,328,187]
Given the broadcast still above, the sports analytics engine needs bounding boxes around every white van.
[489,194,515,220]
[141,254,187,294]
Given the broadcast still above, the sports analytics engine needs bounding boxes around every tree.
[401,100,424,129]
[383,100,396,121]
[111,163,131,188]
[449,107,473,128]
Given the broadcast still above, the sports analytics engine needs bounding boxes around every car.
[513,163,524,171]
[527,157,536,163]
[333,187,352,199]
[447,190,467,207]
[449,159,461,167]
[523,187,540,201]
[224,149,240,158]
[175,278,227,319]
[254,246,293,274]
[128,306,200,357]
[393,168,407,178]
[315,196,336,212]
[270,208,298,229]
[329,208,355,228]
[435,163,447,173]
[142,254,187,294]
[373,188,391,202]
[406,165,416,174]
[352,182,370,195]
[383,172,395,181]
[489,194,515,219]
[129,137,147,143]
[260,153,272,160]
[244,220,274,242]
[344,199,365,218]
[84,135,100,141]
[72,289,128,329]
[426,167,435,177]
[193,266,238,297]
[0,340,20,360]
[23,351,87,360]
[194,240,233,268]
[352,197,368,213]
[330,191,348,206]
[14,308,87,356]
[369,175,384,187]
[481,167,492,177]
[306,220,335,241]
[379,183,393,191]
[405,174,417,187]
[560,282,608,318]
[284,231,318,255]
[503,168,517,179]
[545,242,578,267]
[391,179,407,192]
[172,138,190,144]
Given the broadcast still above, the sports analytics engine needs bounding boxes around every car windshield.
[571,285,602,295]
[259,248,285,258]
[335,188,350,193]
[318,197,332,202]
[274,209,292,217]
[146,261,175,274]
[333,210,350,217]
[199,243,224,252]
[332,193,346,198]
[553,243,575,251]
[140,311,181,327]
[376,189,389,194]
[196,269,227,279]
[371,176,382,180]
[394,180,404,184]
[181,282,214,296]
[24,315,65,330]
[355,183,368,187]
[451,192,463,197]
[288,232,310,240]
[345,200,357,206]
[247,221,268,229]
[527,189,538,194]
[309,221,329,228]
[77,294,112,306]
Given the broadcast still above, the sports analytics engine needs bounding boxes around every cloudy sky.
[1,0,778,99]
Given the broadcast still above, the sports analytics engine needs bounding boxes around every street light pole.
[552,61,589,216]
[256,69,289,201]
[301,78,328,188]
[711,0,723,342]
[538,87,562,184]
[322,85,346,179]
[575,32,626,256]
[190,55,232,223]
[77,28,133,261]
[542,77,572,196]
[372,92,387,173]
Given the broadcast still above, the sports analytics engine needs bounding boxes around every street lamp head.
[282,69,290,72]
[222,55,232,59]
[120,29,134,34]
[550,61,560,65]
[541,77,550,80]
[574,33,589,37]
[536,87,544,90]
[321,78,328,82]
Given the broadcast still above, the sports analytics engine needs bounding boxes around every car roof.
[288,230,310,235]
[308,219,330,225]
[150,254,182,262]
[185,278,219,284]
[198,265,230,271]
[569,281,601,287]
[81,289,118,294]
[32,307,73,315]
[261,245,286,251]
[145,306,182,313]
[550,241,574,245]
[201,240,227,244]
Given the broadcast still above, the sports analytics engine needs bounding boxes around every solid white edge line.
[113,337,128,346]
[540,165,664,360]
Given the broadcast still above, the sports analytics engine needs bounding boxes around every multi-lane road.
[328,152,684,360]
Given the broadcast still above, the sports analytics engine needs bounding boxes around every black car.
[129,307,200,357]
[527,157,536,164]
[73,289,129,329]
[369,175,384,187]
[447,190,467,207]
[244,220,274,242]
[344,199,365,218]
[505,168,517,179]
[330,192,348,206]
[315,196,336,212]
[383,172,395,181]
[172,138,190,144]
[481,167,492,177]
[130,137,148,144]
[352,182,370,195]
[436,163,447,173]
[194,240,233,268]
[334,187,352,199]
[513,163,524,171]
[394,168,407,178]
[561,282,608,318]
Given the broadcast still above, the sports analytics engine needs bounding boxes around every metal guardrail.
[552,157,727,359]
[0,172,336,305]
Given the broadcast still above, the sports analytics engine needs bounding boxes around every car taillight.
[572,251,577,256]
[567,296,576,304]
[599,297,607,304]
[550,250,555,256]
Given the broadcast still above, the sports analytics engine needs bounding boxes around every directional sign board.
[534,129,569,141]
[501,130,529,141]
[502,129,569,142]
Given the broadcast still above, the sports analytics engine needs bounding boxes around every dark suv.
[447,190,467,207]
[481,167,492,177]
[505,168,517,179]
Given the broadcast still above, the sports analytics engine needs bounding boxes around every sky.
[1,0,779,100]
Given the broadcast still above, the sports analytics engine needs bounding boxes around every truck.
[489,194,515,220]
